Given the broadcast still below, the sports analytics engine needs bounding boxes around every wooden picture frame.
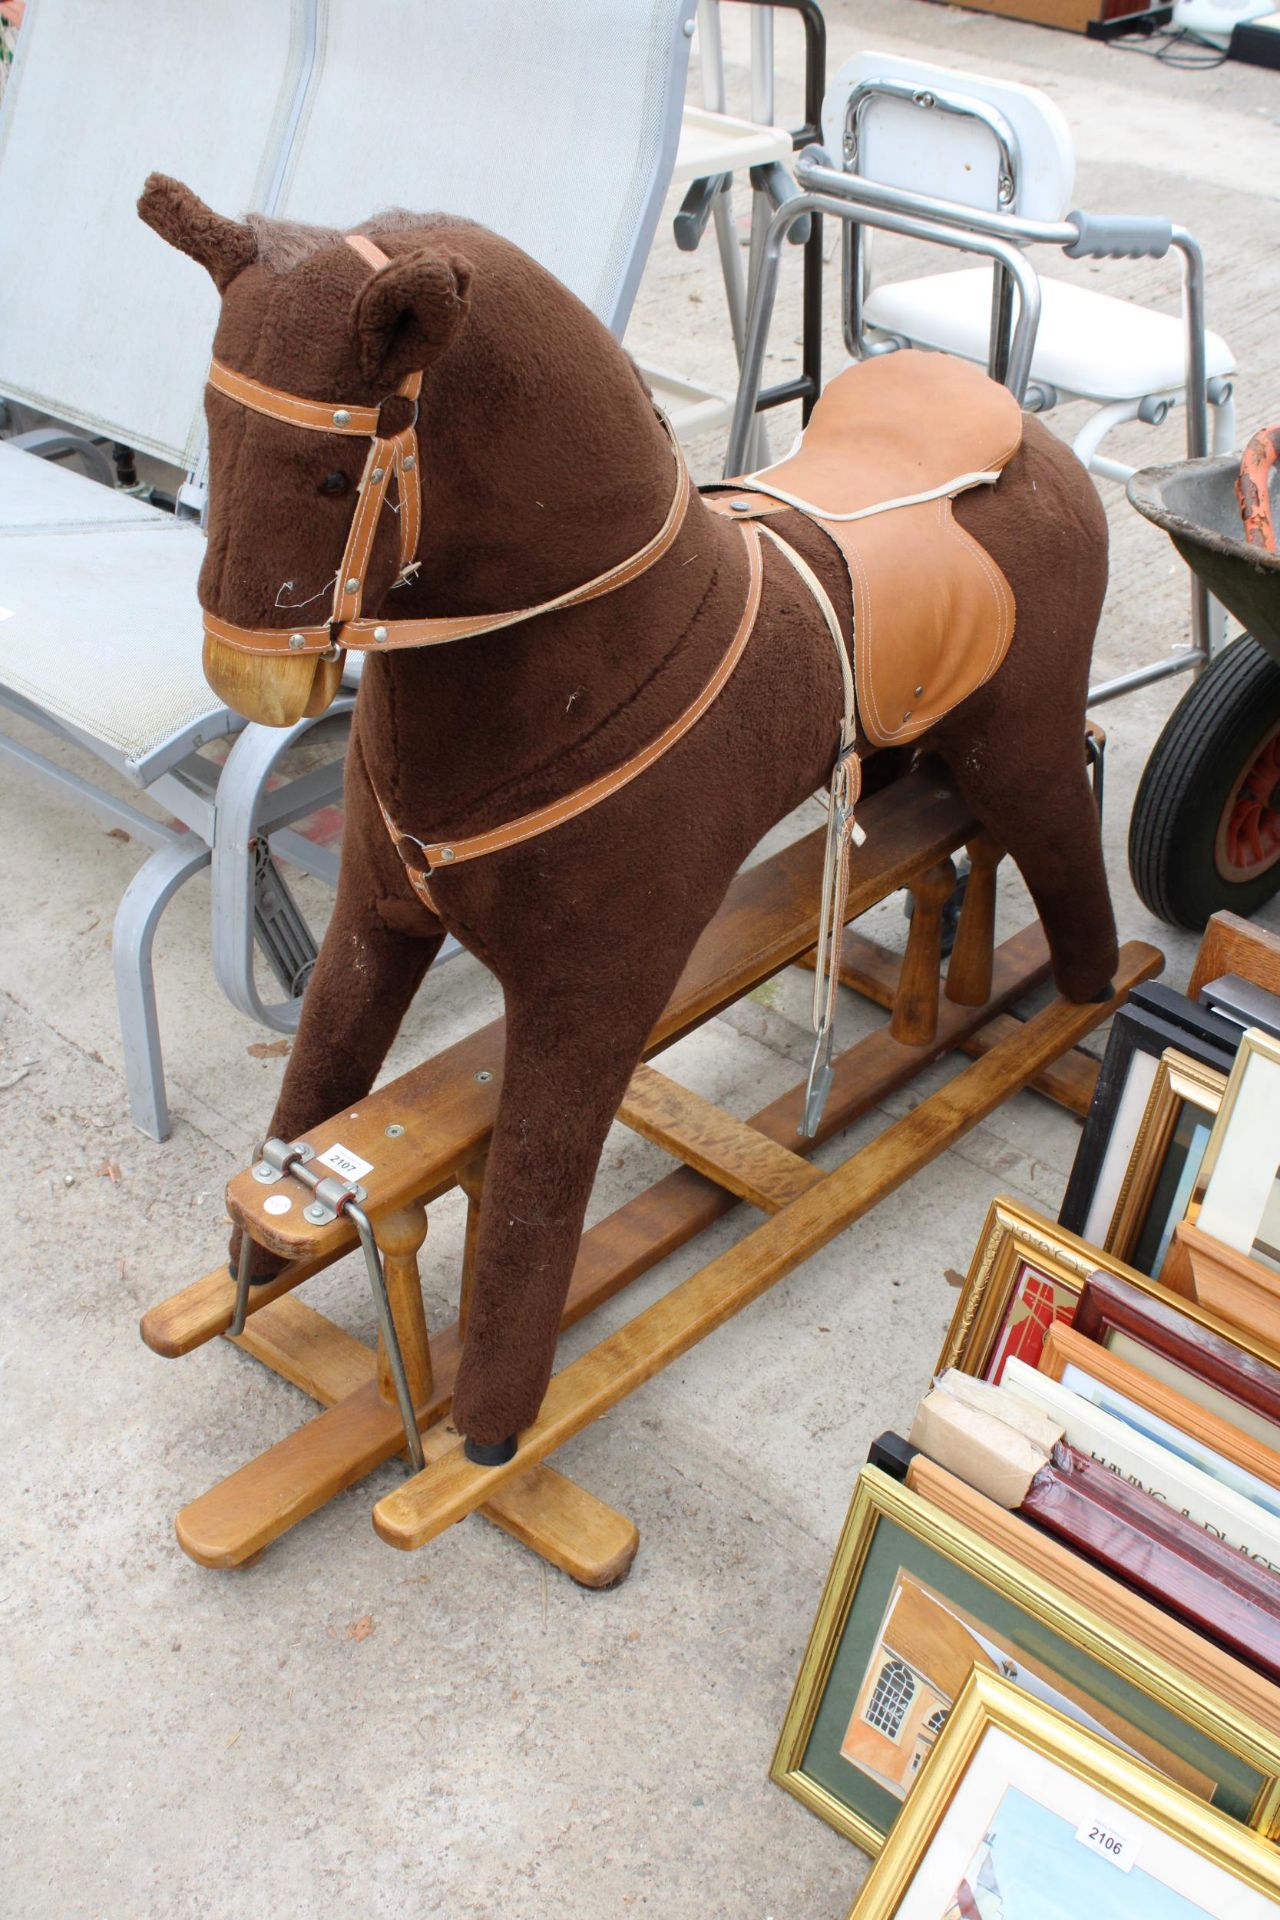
[1058,988,1238,1246]
[1001,1359,1280,1573]
[1020,1444,1280,1683]
[1161,1218,1280,1350]
[1105,1047,1225,1274]
[903,1452,1280,1738]
[845,1669,1280,1920]
[1073,1269,1280,1452]
[770,1467,1280,1857]
[1188,910,1280,1002]
[1040,1320,1280,1500]
[935,1196,1280,1395]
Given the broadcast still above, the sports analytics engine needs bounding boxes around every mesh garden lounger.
[0,0,699,1138]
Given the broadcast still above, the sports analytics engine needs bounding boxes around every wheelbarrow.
[1126,441,1280,929]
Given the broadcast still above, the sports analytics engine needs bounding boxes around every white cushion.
[0,517,225,779]
[864,267,1235,402]
[0,441,172,534]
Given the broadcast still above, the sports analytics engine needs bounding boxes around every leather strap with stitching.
[201,227,691,663]
[202,412,690,659]
[385,520,764,880]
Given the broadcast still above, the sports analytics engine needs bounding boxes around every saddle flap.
[709,352,1022,749]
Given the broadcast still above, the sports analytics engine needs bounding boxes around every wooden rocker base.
[142,768,1161,1583]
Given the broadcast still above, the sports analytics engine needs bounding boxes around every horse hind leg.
[941,418,1119,1004]
[935,707,1118,1004]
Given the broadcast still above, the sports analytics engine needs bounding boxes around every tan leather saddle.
[705,348,1023,748]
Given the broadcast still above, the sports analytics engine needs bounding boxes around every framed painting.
[770,1468,1280,1857]
[1019,1445,1280,1682]
[1073,1269,1280,1452]
[1105,1047,1225,1275]
[1196,1028,1280,1273]
[903,1453,1280,1740]
[846,1669,1280,1920]
[1058,988,1239,1246]
[1040,1321,1280,1504]
[938,1197,1280,1400]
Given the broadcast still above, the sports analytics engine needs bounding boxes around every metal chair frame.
[0,0,700,1140]
[727,145,1219,708]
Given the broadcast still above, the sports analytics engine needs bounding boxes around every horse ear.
[137,173,257,290]
[353,251,472,383]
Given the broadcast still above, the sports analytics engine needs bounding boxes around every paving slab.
[4,7,1280,1916]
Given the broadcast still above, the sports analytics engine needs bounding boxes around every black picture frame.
[1058,985,1239,1240]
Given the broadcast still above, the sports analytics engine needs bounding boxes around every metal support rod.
[232,1139,426,1469]
[228,1230,255,1339]
[749,6,774,127]
[722,0,826,422]
[1172,226,1213,670]
[1088,649,1202,707]
[348,1203,427,1473]
[726,191,1042,475]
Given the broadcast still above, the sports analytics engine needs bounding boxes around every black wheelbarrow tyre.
[1128,632,1280,931]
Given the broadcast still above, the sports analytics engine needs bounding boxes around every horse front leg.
[448,972,674,1454]
[233,726,443,1278]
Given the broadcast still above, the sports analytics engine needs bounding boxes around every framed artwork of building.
[845,1671,1280,1920]
[770,1468,1280,1856]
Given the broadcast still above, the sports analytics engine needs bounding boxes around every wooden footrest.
[618,1062,823,1211]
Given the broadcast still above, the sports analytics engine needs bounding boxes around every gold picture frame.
[770,1467,1280,1859]
[847,1668,1280,1920]
[935,1194,1280,1387]
[1104,1046,1225,1271]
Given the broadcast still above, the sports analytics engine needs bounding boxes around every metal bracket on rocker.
[229,1136,426,1471]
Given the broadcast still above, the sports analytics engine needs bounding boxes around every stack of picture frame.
[769,914,1280,1918]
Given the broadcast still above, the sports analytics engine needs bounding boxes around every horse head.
[138,174,473,725]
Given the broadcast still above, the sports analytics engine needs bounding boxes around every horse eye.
[319,470,350,497]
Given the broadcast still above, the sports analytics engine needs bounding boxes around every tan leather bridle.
[202,233,692,665]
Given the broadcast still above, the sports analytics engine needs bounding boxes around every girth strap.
[382,519,765,889]
[752,525,865,1136]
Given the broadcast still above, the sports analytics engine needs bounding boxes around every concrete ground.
[3,7,1279,1916]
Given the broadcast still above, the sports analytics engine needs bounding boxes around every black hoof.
[226,1262,282,1287]
[464,1434,518,1467]
[1088,981,1116,1004]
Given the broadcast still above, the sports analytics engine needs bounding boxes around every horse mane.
[245,207,472,275]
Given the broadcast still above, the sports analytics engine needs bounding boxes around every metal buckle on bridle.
[229,1135,426,1471]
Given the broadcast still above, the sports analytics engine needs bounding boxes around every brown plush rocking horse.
[138,175,1117,1461]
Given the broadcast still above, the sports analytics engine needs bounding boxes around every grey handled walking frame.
[725,146,1219,709]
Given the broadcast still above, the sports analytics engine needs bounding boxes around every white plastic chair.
[822,53,1237,478]
[0,0,699,1139]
